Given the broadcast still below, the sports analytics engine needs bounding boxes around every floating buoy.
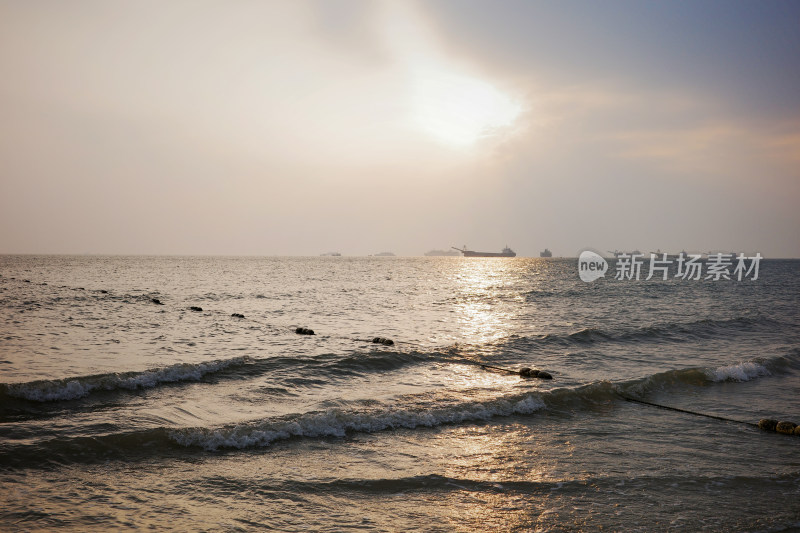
[189,306,203,312]
[296,327,315,335]
[480,364,553,380]
[519,367,553,380]
[758,419,799,436]
[758,419,778,431]
[372,337,394,346]
[231,313,245,318]
[151,298,163,305]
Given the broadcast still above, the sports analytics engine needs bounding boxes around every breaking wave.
[1,356,251,401]
[1,354,792,468]
[619,356,789,399]
[499,316,777,352]
[169,394,546,451]
[706,361,772,382]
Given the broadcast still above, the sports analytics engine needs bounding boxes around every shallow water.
[1,256,798,531]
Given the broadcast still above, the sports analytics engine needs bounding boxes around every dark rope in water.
[239,313,553,378]
[619,393,758,428]
[479,363,516,374]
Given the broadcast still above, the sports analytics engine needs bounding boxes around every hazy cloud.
[1,0,797,256]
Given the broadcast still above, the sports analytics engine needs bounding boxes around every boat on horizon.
[608,249,643,258]
[649,249,692,260]
[452,245,516,258]
[540,248,552,258]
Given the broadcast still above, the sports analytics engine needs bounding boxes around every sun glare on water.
[412,70,522,147]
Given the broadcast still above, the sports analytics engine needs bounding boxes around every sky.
[1,0,798,257]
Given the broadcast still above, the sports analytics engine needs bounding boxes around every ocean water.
[1,255,798,532]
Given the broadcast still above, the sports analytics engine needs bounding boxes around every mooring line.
[479,363,518,375]
[619,393,758,427]
[620,393,800,436]
[238,315,555,378]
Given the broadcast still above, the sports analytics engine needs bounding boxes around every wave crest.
[2,356,250,402]
[707,361,771,382]
[170,394,546,451]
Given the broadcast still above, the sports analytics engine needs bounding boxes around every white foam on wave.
[5,356,250,401]
[170,394,546,451]
[707,361,771,383]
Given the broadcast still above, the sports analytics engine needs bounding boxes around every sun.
[411,69,522,147]
[379,1,522,148]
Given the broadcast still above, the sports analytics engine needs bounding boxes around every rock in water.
[775,421,797,435]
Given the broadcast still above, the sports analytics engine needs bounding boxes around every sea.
[1,255,798,532]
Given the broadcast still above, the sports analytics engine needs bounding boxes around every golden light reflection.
[451,259,524,346]
[431,424,552,531]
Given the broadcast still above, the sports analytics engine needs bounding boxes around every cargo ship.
[452,245,516,258]
[540,248,552,258]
